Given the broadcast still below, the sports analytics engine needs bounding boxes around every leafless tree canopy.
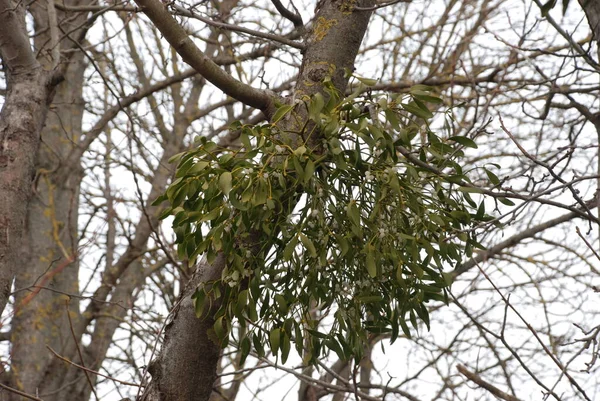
[1,0,600,400]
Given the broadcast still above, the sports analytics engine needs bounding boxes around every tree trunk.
[0,0,54,319]
[8,51,85,400]
[139,1,374,400]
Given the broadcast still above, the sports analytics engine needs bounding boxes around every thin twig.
[66,300,99,401]
[46,346,140,387]
[171,4,305,50]
[499,116,595,231]
[476,264,592,401]
[457,364,522,401]
[0,383,43,401]
[354,0,410,11]
[575,226,600,263]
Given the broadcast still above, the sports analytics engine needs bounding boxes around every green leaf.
[337,235,350,257]
[309,93,325,120]
[269,328,281,355]
[355,75,378,86]
[346,201,361,228]
[275,294,288,315]
[300,233,317,258]
[410,84,435,92]
[253,333,265,358]
[365,250,377,278]
[151,194,167,206]
[214,316,226,340]
[448,136,478,149]
[281,332,291,364]
[306,329,328,339]
[390,310,399,343]
[158,207,173,220]
[272,104,295,123]
[171,186,188,208]
[484,168,500,185]
[498,197,515,206]
[292,156,305,180]
[168,151,186,164]
[241,132,252,150]
[416,304,430,330]
[283,235,298,261]
[200,207,221,222]
[219,153,234,166]
[476,200,486,220]
[237,290,249,308]
[396,266,406,288]
[356,295,383,303]
[411,90,443,104]
[401,102,433,119]
[399,316,412,339]
[175,158,194,177]
[325,338,346,361]
[188,161,209,174]
[385,109,401,131]
[219,172,233,196]
[253,179,268,205]
[293,146,307,157]
[247,296,258,322]
[240,336,251,365]
[194,289,206,318]
[304,159,315,184]
[458,186,483,194]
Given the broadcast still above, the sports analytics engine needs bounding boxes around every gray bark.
[8,51,86,400]
[0,0,55,319]
[4,1,92,397]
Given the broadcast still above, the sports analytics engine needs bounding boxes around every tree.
[1,0,600,400]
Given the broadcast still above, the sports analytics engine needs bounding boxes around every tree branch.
[452,207,584,278]
[270,0,303,28]
[0,383,43,401]
[133,0,276,114]
[47,346,140,387]
[0,0,39,75]
[457,364,522,401]
[171,4,305,50]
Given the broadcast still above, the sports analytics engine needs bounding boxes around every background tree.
[1,0,600,400]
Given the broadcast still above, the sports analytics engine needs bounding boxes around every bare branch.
[0,0,39,74]
[452,207,587,278]
[270,0,303,28]
[171,5,305,50]
[0,383,43,401]
[457,364,522,401]
[133,0,276,114]
[354,0,411,11]
[47,346,141,387]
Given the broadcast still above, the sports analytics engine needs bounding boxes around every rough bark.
[8,51,85,400]
[138,1,374,400]
[0,0,54,318]
[2,1,96,397]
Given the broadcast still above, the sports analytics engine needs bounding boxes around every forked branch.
[133,0,276,114]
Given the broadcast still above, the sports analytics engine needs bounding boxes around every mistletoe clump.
[156,81,495,364]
